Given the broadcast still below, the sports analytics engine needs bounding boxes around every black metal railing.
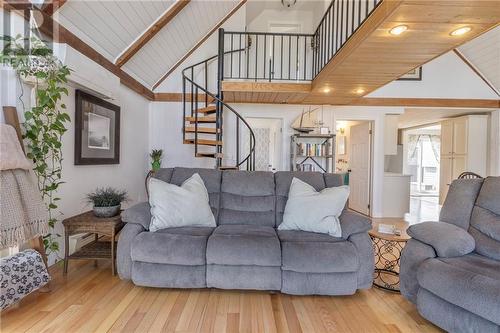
[182,43,256,170]
[222,31,315,81]
[312,0,382,77]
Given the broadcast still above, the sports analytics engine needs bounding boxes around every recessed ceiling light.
[450,26,472,36]
[389,25,408,35]
[355,88,365,95]
[323,87,331,93]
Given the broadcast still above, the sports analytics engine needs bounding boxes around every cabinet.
[439,115,488,204]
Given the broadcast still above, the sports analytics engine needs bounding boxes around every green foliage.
[2,34,71,258]
[86,187,128,207]
[150,149,163,161]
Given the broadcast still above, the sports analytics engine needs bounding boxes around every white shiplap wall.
[123,0,238,88]
[458,26,500,94]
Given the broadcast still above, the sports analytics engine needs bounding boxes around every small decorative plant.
[150,149,163,172]
[86,187,127,218]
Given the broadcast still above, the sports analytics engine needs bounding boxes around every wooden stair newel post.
[3,106,51,291]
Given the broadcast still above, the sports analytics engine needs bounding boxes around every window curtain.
[407,134,421,159]
[428,135,441,163]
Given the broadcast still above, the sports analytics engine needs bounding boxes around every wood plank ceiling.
[304,0,500,105]
[54,0,240,89]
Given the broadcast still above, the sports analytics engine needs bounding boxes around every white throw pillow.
[148,173,216,232]
[278,177,349,237]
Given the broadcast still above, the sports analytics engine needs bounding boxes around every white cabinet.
[439,115,488,204]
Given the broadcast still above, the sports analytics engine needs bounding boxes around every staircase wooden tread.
[185,127,219,134]
[185,116,216,123]
[184,139,222,146]
[196,105,217,114]
[196,153,223,158]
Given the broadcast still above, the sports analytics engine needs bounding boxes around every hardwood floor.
[0,260,441,333]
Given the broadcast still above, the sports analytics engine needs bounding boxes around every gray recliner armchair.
[400,177,500,333]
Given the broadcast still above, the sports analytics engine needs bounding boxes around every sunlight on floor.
[405,196,441,225]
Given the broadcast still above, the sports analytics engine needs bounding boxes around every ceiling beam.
[115,0,190,68]
[3,1,155,100]
[152,0,247,90]
[42,0,67,16]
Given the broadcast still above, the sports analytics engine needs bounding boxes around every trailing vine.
[1,34,71,257]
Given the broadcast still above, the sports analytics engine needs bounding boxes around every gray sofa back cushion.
[219,171,276,227]
[169,167,222,223]
[440,178,484,230]
[469,177,500,261]
[275,172,326,226]
[152,168,174,183]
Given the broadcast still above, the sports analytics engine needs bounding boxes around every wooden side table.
[369,221,411,292]
[62,211,124,276]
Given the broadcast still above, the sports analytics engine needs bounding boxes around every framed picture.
[397,67,422,81]
[75,90,120,165]
[337,135,346,155]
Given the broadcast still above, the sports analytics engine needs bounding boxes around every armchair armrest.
[339,210,372,240]
[121,202,151,230]
[407,221,475,258]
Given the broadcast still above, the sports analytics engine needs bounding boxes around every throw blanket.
[0,249,50,310]
[0,124,31,171]
[1,169,48,248]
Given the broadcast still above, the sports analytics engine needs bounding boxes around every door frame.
[336,119,374,217]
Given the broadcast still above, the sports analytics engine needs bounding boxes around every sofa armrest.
[339,210,372,239]
[407,221,475,258]
[121,202,151,230]
[117,222,145,280]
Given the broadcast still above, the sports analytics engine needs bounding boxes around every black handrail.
[181,46,256,170]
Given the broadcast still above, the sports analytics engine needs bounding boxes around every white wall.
[369,52,499,99]
[489,110,500,176]
[1,9,150,263]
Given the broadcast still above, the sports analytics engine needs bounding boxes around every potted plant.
[150,149,163,172]
[86,187,127,218]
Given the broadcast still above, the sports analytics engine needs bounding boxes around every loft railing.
[312,0,382,77]
[219,0,381,83]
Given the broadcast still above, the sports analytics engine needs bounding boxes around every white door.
[440,120,453,156]
[453,118,468,155]
[349,122,372,215]
[244,118,282,171]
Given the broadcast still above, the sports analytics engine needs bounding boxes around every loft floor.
[0,260,442,332]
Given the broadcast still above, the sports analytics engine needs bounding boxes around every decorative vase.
[151,160,161,172]
[93,204,121,218]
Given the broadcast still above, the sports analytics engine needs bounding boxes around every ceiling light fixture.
[389,25,408,35]
[323,87,331,93]
[281,0,297,8]
[450,26,472,36]
[355,88,365,95]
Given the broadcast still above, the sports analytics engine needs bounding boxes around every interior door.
[440,120,453,156]
[453,118,468,155]
[244,118,282,171]
[349,122,372,215]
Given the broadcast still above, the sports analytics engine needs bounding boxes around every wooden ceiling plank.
[115,0,190,67]
[4,1,155,100]
[152,0,247,90]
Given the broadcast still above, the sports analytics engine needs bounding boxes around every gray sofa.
[117,167,374,295]
[400,176,500,332]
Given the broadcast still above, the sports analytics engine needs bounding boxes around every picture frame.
[75,90,120,165]
[397,66,422,81]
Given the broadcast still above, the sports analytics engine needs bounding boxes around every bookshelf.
[290,134,335,173]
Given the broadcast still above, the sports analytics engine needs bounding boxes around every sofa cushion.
[206,224,281,266]
[152,168,174,183]
[417,253,500,325]
[439,178,483,230]
[130,227,214,266]
[170,167,221,222]
[278,230,359,273]
[470,177,500,260]
[275,171,326,226]
[219,171,275,227]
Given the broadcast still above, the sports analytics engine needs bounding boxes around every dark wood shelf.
[69,241,114,260]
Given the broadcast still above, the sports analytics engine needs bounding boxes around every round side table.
[369,222,410,292]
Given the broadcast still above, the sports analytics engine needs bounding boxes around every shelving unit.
[290,134,335,173]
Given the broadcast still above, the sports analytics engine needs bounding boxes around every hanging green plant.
[1,34,71,257]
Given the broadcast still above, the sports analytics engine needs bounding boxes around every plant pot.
[93,204,121,218]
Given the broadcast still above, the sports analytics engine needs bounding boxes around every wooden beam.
[42,0,67,16]
[351,98,500,108]
[3,1,155,100]
[154,92,210,102]
[115,0,190,67]
[222,81,311,94]
[152,0,247,90]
